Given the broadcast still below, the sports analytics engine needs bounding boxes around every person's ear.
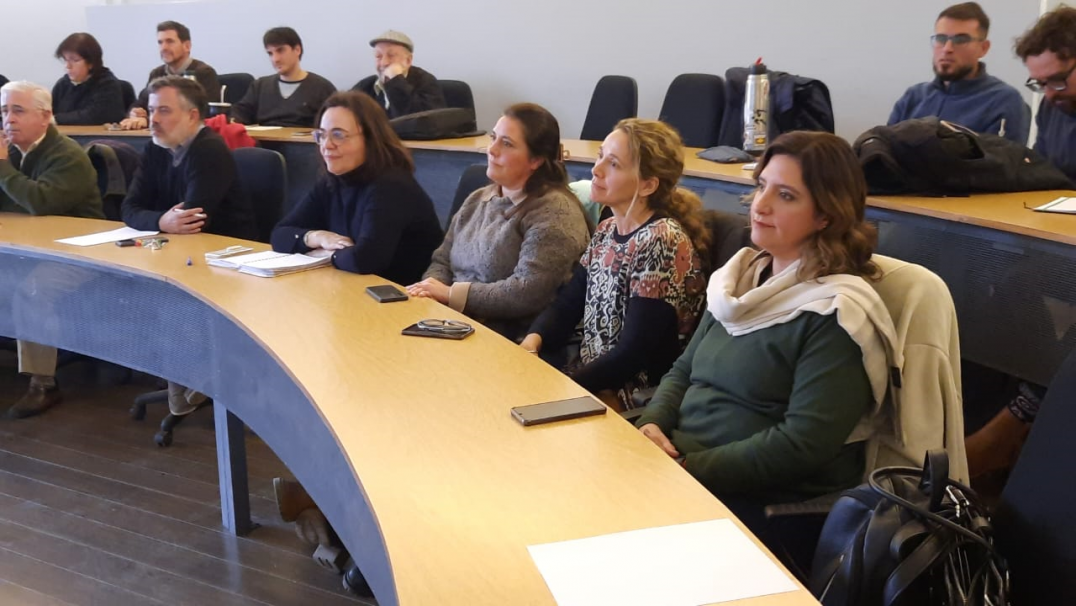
[638,175,659,198]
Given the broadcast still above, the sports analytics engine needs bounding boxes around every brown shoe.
[6,384,62,419]
[273,477,317,522]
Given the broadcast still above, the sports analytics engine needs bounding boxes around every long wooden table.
[0,214,818,606]
[61,124,1076,385]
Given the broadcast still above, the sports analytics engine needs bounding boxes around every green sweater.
[0,125,103,218]
[636,310,871,502]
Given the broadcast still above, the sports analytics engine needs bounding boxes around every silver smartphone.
[510,396,607,426]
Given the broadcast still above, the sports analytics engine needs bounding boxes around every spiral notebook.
[206,250,331,277]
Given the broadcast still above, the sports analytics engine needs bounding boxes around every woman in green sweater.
[635,131,900,535]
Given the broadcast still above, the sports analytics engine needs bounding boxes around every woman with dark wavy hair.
[408,102,590,340]
[635,131,900,537]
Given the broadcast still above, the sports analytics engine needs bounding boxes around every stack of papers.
[207,250,331,277]
[1032,197,1076,214]
[56,226,159,246]
[527,519,798,606]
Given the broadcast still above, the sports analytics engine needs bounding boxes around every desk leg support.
[214,403,254,535]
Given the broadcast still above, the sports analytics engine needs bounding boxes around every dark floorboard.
[0,352,371,606]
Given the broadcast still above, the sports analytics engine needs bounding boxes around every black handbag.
[389,107,481,140]
[810,451,1009,606]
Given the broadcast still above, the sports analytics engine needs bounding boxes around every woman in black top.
[51,33,126,125]
[271,91,442,285]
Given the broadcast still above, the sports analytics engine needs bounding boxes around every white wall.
[4,0,1045,142]
[1,0,109,88]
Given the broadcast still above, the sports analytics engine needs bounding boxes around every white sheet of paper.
[528,519,799,606]
[55,226,159,246]
[243,125,284,131]
[1034,196,1076,213]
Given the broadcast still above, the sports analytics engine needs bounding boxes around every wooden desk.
[0,213,818,606]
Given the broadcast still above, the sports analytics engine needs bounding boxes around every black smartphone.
[510,396,607,426]
[366,284,408,303]
[115,239,136,247]
[401,322,474,340]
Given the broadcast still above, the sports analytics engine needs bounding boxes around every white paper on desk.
[1033,196,1076,213]
[528,519,798,606]
[243,125,284,132]
[55,226,159,246]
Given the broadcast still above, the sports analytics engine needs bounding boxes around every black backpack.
[717,68,836,148]
[854,117,1073,196]
[810,451,1009,606]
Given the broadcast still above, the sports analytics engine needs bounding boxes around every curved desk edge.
[0,241,401,606]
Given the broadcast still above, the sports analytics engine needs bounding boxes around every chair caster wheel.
[130,404,146,421]
[154,430,173,447]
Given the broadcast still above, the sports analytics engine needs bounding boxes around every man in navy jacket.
[889,2,1029,144]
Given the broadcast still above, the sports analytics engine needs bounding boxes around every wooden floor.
[0,350,371,606]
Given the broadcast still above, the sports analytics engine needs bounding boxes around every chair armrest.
[620,407,645,424]
[763,492,843,520]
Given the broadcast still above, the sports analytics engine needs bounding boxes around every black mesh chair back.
[658,73,725,148]
[580,75,638,141]
[439,80,476,116]
[119,80,136,111]
[447,164,491,230]
[219,73,255,105]
[233,147,287,244]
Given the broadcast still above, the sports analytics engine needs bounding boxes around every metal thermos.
[743,58,770,155]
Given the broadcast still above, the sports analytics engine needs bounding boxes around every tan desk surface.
[61,125,1076,245]
[0,213,817,606]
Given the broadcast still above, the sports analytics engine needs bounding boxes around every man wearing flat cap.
[351,30,446,118]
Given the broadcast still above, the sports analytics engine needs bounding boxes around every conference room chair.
[446,163,490,230]
[83,139,141,221]
[580,75,638,141]
[993,346,1076,606]
[233,147,287,244]
[439,79,476,117]
[763,256,965,582]
[128,148,286,446]
[658,73,725,148]
[218,72,255,104]
[118,79,136,113]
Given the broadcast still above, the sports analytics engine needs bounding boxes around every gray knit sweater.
[423,184,590,340]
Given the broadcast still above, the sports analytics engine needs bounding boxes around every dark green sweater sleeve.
[683,315,872,495]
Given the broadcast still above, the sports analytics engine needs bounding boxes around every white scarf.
[707,248,903,439]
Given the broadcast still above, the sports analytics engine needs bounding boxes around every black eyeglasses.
[1025,63,1076,93]
[930,34,983,48]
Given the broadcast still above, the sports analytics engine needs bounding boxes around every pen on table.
[186,256,192,266]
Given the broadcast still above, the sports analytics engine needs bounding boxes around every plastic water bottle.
[743,58,770,155]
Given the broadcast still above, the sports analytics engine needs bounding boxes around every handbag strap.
[918,450,949,512]
[882,530,954,606]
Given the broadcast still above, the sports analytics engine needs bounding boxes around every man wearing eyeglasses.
[350,30,445,119]
[1016,6,1076,182]
[888,2,1030,144]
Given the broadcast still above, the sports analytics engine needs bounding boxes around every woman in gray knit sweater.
[407,103,590,340]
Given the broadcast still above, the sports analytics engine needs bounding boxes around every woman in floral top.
[522,119,709,410]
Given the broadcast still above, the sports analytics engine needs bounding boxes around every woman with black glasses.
[270,91,442,284]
